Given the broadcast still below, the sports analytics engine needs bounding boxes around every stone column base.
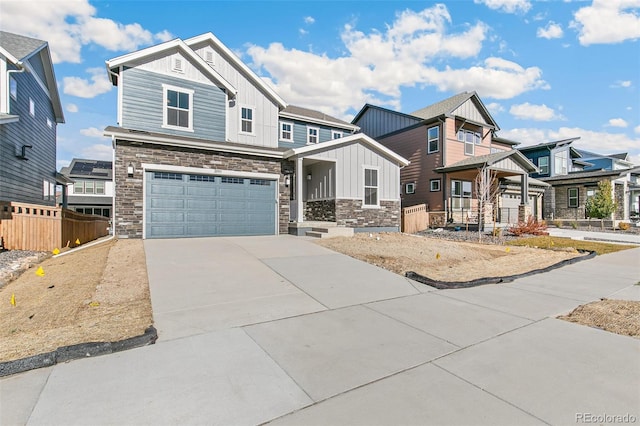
[518,204,532,223]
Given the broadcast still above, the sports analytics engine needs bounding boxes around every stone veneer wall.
[114,140,291,238]
[304,200,336,222]
[335,199,400,228]
[614,183,625,220]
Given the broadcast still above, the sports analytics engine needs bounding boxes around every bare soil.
[315,232,584,282]
[0,239,152,362]
[559,299,640,338]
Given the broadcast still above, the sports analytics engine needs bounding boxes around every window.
[538,156,549,175]
[95,181,105,194]
[427,126,439,153]
[554,150,568,175]
[464,130,475,156]
[280,121,293,141]
[29,98,35,117]
[332,130,343,139]
[405,183,415,194]
[490,147,504,153]
[568,188,579,208]
[163,85,193,130]
[307,126,319,144]
[451,180,472,209]
[457,129,482,144]
[84,181,95,194]
[190,174,216,182]
[154,172,183,180]
[240,107,254,134]
[9,76,17,100]
[43,180,53,201]
[47,118,52,128]
[430,179,441,192]
[364,168,379,207]
[221,177,243,184]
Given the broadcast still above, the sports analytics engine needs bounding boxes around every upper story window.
[554,150,568,175]
[427,126,439,154]
[405,182,415,194]
[240,107,254,134]
[163,85,193,131]
[73,180,105,195]
[458,129,480,156]
[29,98,35,117]
[307,126,319,144]
[430,179,441,192]
[47,118,53,128]
[9,77,17,100]
[332,130,343,139]
[280,121,293,142]
[538,156,549,175]
[364,167,379,207]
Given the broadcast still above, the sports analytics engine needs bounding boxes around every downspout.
[439,117,448,221]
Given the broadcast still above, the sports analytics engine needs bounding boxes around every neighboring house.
[517,137,591,179]
[0,31,66,206]
[575,150,634,171]
[59,159,113,217]
[104,32,408,239]
[352,92,544,225]
[540,167,640,223]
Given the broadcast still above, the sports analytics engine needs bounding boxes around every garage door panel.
[145,171,276,238]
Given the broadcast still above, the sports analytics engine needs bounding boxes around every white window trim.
[161,84,194,132]
[538,156,549,175]
[363,166,380,208]
[427,126,439,154]
[307,126,319,144]
[464,138,475,156]
[9,76,17,100]
[430,179,441,192]
[239,105,256,136]
[29,97,35,117]
[332,130,343,140]
[405,182,415,194]
[279,120,294,142]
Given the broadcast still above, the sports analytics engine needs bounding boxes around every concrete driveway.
[2,235,639,425]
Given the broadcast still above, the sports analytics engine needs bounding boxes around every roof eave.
[279,111,359,131]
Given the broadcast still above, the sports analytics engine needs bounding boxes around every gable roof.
[492,136,520,146]
[281,105,359,131]
[410,91,499,129]
[283,133,409,167]
[540,168,626,182]
[60,158,113,179]
[517,137,581,152]
[184,33,287,109]
[106,38,237,97]
[351,103,422,125]
[0,31,64,123]
[435,150,538,174]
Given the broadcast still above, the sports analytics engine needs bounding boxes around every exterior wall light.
[127,163,134,177]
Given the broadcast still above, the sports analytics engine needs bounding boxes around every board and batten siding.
[304,142,401,201]
[451,98,492,126]
[189,41,280,148]
[0,64,57,205]
[121,67,226,141]
[354,108,421,139]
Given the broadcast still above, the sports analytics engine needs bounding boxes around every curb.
[406,249,597,290]
[0,326,157,378]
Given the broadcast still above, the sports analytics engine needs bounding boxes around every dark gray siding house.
[0,31,64,205]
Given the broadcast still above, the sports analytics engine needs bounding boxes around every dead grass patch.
[559,300,640,338]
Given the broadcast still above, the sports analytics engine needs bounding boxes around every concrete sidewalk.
[2,236,639,425]
[548,227,640,245]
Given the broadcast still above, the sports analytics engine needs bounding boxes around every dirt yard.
[315,232,585,282]
[559,299,640,338]
[0,239,152,362]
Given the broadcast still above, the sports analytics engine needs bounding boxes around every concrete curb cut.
[0,326,157,378]
[406,250,597,290]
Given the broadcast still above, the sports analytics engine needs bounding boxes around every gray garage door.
[145,171,277,238]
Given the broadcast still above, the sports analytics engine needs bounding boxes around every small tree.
[475,165,499,241]
[585,180,617,230]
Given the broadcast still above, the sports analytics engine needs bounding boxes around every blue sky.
[2,0,639,168]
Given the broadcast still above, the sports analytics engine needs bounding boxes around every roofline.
[104,127,284,159]
[434,150,538,174]
[184,32,287,109]
[351,103,421,125]
[283,133,410,167]
[279,111,359,131]
[105,38,237,97]
[0,46,19,64]
[517,136,581,151]
[492,136,520,146]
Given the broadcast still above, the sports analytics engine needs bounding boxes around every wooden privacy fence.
[401,204,447,233]
[0,201,110,251]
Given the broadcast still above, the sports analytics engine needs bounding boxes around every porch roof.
[435,150,538,174]
[283,133,410,167]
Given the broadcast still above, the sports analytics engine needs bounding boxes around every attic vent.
[172,58,184,73]
[205,51,214,64]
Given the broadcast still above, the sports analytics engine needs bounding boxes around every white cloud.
[80,127,108,138]
[0,0,172,63]
[607,118,628,127]
[66,103,79,113]
[571,0,640,46]
[63,67,112,98]
[304,16,315,24]
[299,28,308,36]
[80,143,113,160]
[611,80,633,88]
[474,0,532,14]
[635,125,640,134]
[486,102,505,114]
[246,4,548,116]
[537,22,564,39]
[510,102,564,121]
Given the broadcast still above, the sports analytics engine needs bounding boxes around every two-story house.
[104,32,408,239]
[0,31,65,206]
[59,159,113,217]
[353,92,545,227]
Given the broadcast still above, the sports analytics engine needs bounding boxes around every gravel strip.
[0,250,50,289]
[416,229,518,245]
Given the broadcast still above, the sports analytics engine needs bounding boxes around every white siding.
[452,99,491,125]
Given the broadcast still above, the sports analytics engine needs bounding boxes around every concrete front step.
[306,226,354,238]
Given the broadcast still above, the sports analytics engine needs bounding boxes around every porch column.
[296,157,304,223]
[519,173,532,222]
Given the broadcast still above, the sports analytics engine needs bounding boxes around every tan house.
[353,92,545,227]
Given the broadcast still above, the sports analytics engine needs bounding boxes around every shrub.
[571,221,578,229]
[509,217,549,236]
[553,220,563,228]
[618,222,630,231]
